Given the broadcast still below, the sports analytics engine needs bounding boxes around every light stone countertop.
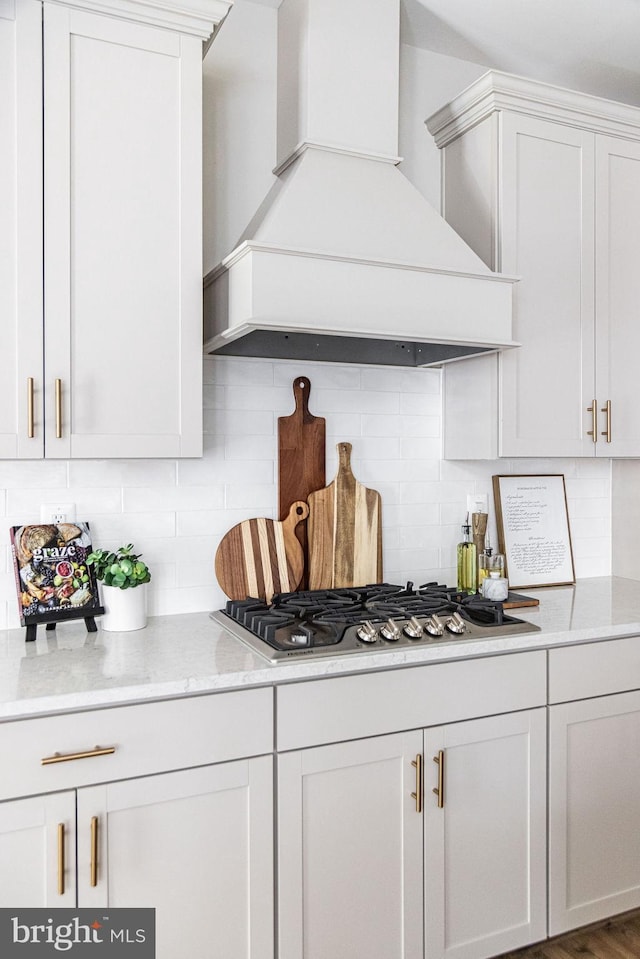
[1,576,640,721]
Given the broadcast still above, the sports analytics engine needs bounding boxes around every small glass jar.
[478,551,505,590]
[482,572,509,601]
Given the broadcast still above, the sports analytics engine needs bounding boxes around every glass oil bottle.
[456,515,477,594]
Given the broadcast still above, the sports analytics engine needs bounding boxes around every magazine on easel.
[10,521,102,627]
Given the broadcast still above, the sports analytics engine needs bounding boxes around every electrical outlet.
[40,503,77,524]
[466,493,489,515]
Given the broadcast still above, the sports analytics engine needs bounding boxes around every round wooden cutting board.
[215,501,309,603]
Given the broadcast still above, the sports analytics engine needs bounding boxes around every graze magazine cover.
[10,522,101,625]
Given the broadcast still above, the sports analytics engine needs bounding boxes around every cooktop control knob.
[403,616,423,640]
[446,612,466,635]
[356,620,378,644]
[380,619,401,641]
[424,615,444,637]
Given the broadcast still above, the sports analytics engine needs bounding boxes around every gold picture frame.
[492,474,575,589]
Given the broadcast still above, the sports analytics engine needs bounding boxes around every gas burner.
[211,582,540,661]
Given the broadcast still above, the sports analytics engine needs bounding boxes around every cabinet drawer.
[277,651,546,750]
[549,636,640,703]
[0,687,273,801]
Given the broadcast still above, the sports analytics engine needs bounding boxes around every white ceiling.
[401,0,640,107]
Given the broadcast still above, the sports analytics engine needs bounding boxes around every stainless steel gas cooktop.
[210,582,540,662]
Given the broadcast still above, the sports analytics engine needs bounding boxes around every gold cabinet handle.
[433,750,445,808]
[601,399,612,443]
[586,399,598,442]
[411,754,423,813]
[55,378,62,438]
[90,816,98,887]
[41,745,116,766]
[57,822,65,895]
[27,377,35,438]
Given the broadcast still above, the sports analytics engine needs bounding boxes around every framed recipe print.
[492,475,575,589]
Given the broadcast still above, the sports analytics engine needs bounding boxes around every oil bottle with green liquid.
[456,515,477,594]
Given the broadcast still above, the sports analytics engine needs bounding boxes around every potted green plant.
[87,544,151,632]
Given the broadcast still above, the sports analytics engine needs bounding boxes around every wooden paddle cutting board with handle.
[215,501,309,603]
[308,442,382,589]
[278,376,326,589]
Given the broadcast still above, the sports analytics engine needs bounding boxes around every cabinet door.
[77,757,273,959]
[549,691,640,934]
[424,709,547,959]
[278,732,424,959]
[499,113,595,457]
[0,0,43,458]
[595,136,640,456]
[0,791,76,907]
[43,4,202,458]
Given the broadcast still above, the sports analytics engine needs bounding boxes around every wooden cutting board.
[308,442,382,589]
[215,501,309,603]
[278,376,326,589]
[503,591,540,609]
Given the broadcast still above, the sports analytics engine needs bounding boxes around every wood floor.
[496,911,640,959]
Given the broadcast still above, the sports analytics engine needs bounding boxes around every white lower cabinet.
[78,757,274,959]
[277,708,547,959]
[0,759,274,959]
[549,690,640,935]
[424,710,547,959]
[0,791,76,907]
[278,732,424,959]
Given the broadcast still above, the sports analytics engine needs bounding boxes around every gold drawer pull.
[586,399,598,442]
[433,750,445,808]
[90,816,98,887]
[57,822,65,895]
[411,754,423,813]
[41,745,116,765]
[55,378,62,438]
[27,377,35,438]
[601,399,612,443]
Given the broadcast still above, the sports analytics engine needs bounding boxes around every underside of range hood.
[211,330,493,367]
[203,0,518,368]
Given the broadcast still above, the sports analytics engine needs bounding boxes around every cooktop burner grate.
[211,582,541,662]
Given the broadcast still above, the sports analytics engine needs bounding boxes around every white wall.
[0,356,611,631]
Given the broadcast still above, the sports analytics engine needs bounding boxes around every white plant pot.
[100,583,147,632]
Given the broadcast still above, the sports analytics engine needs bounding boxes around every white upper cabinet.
[0,0,42,458]
[2,0,231,459]
[429,72,640,459]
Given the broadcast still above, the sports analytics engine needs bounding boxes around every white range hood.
[204,0,518,367]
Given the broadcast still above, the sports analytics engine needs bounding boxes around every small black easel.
[24,606,105,642]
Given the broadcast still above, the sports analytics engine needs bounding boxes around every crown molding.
[46,0,232,38]
[427,70,640,148]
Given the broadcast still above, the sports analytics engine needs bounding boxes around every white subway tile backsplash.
[0,357,614,627]
[208,357,274,386]
[203,408,275,436]
[400,437,442,459]
[223,435,276,461]
[89,512,176,542]
[325,415,362,437]
[123,486,225,513]
[69,460,177,488]
[225,483,277,510]
[275,362,361,391]
[0,462,67,488]
[315,389,400,415]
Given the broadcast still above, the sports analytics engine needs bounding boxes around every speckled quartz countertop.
[2,576,640,721]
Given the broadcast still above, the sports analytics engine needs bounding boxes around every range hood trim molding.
[205,240,521,286]
[273,140,403,177]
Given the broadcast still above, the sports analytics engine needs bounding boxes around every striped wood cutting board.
[215,501,309,603]
[307,442,382,589]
